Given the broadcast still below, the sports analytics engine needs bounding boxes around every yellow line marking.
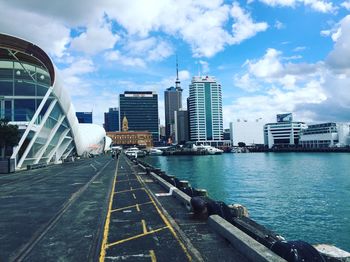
[111,201,151,213]
[106,226,169,248]
[114,188,144,194]
[132,193,136,199]
[139,175,192,261]
[150,250,157,262]
[141,219,147,233]
[99,158,119,262]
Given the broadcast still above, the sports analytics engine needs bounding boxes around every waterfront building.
[76,111,92,123]
[264,113,307,148]
[188,76,225,146]
[107,131,153,148]
[119,91,159,142]
[300,122,350,148]
[230,118,264,146]
[0,33,111,169]
[164,61,182,142]
[104,107,119,132]
[174,109,189,144]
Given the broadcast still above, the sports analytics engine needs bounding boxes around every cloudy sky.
[1,0,349,126]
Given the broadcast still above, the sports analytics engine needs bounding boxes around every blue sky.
[1,0,349,127]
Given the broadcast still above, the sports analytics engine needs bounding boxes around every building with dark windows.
[164,61,182,142]
[119,91,159,142]
[76,111,92,123]
[0,33,111,170]
[188,76,225,146]
[264,113,307,149]
[104,107,119,131]
[174,109,189,144]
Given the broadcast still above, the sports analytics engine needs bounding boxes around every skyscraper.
[119,91,159,142]
[76,112,92,123]
[164,59,182,142]
[104,107,119,132]
[188,76,223,144]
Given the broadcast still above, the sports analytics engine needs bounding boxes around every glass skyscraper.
[188,76,223,144]
[119,91,159,142]
[104,107,119,131]
[76,112,92,123]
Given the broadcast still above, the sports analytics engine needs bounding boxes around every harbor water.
[144,152,350,251]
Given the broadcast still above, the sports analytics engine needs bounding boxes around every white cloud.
[274,20,285,29]
[254,0,336,13]
[247,48,283,78]
[230,2,269,44]
[199,61,210,74]
[326,15,350,71]
[104,50,146,67]
[0,2,70,57]
[293,46,306,52]
[70,21,119,55]
[341,0,350,9]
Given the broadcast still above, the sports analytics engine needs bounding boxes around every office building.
[104,107,119,131]
[76,111,92,123]
[300,122,350,148]
[174,109,189,144]
[264,113,307,148]
[230,118,264,146]
[188,76,224,145]
[119,91,159,142]
[0,33,111,170]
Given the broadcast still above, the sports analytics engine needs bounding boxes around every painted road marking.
[110,201,151,213]
[99,158,119,262]
[150,250,157,262]
[106,226,169,248]
[114,188,145,194]
[132,193,136,199]
[142,219,147,233]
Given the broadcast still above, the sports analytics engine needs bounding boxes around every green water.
[144,153,350,251]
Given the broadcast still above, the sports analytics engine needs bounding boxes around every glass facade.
[104,108,119,132]
[119,91,159,142]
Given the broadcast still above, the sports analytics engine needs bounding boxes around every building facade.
[174,109,189,144]
[104,107,119,132]
[188,76,224,145]
[264,113,307,148]
[119,91,159,142]
[230,118,264,146]
[0,33,111,169]
[300,122,350,148]
[107,131,153,148]
[76,111,92,123]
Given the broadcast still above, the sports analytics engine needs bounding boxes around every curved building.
[0,33,111,169]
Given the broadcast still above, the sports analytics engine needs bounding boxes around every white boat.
[124,147,146,158]
[197,145,223,155]
[149,148,163,156]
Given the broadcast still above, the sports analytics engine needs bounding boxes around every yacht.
[197,145,223,155]
[149,148,163,156]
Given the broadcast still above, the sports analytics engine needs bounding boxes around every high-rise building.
[104,108,119,132]
[76,112,92,123]
[174,109,189,144]
[164,60,182,142]
[188,76,224,145]
[119,91,159,142]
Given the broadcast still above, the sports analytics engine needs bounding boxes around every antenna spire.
[175,54,181,91]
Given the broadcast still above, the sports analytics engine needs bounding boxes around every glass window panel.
[14,99,35,121]
[5,100,12,121]
[0,67,13,80]
[0,81,13,95]
[15,80,36,96]
[37,84,48,96]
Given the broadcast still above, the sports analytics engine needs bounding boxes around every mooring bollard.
[228,204,249,218]
[179,180,189,188]
[195,189,207,197]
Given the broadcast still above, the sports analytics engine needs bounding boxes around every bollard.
[194,189,207,197]
[228,204,249,218]
[179,180,189,188]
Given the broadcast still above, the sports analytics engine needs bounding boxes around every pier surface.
[0,154,282,261]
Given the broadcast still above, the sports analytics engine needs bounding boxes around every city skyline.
[1,1,349,127]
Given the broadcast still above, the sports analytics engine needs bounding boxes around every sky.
[0,0,349,127]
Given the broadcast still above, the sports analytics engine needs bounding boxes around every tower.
[164,57,182,142]
[122,115,128,132]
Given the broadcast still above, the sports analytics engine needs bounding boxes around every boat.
[124,147,146,158]
[149,148,163,156]
[196,145,223,155]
